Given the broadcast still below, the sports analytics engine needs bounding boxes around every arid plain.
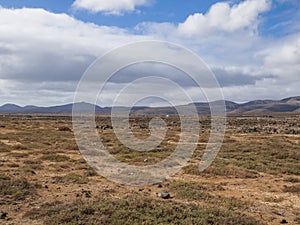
[0,114,299,225]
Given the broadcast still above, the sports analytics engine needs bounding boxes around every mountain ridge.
[0,96,299,114]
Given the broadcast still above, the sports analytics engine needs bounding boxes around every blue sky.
[0,0,298,33]
[0,0,299,106]
[0,1,222,27]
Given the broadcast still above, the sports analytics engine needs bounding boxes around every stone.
[157,191,170,199]
[280,219,288,224]
[0,212,7,219]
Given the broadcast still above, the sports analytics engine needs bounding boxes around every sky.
[0,0,299,106]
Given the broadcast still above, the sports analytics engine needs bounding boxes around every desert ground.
[0,114,299,225]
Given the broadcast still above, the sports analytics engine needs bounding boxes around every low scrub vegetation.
[0,114,298,224]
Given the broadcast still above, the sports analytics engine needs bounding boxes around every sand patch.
[1,139,22,146]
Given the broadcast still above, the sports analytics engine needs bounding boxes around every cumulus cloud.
[72,0,152,15]
[134,0,299,102]
[0,0,299,106]
[0,7,150,105]
[0,7,148,82]
[178,0,271,36]
[220,32,300,102]
[136,0,273,68]
[262,34,300,75]
[212,67,276,87]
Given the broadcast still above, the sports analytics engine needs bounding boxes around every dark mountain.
[280,96,300,103]
[0,96,299,114]
[0,104,23,113]
[231,97,300,114]
[0,102,103,114]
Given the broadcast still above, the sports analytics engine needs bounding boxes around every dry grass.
[0,114,299,224]
[0,174,40,203]
[25,194,261,225]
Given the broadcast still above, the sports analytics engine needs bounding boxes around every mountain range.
[0,96,299,115]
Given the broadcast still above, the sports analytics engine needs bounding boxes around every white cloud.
[136,0,272,68]
[0,7,150,106]
[135,0,299,103]
[72,0,152,15]
[0,79,77,106]
[263,34,300,69]
[0,7,148,82]
[260,33,300,82]
[221,32,300,102]
[0,0,299,106]
[178,0,271,36]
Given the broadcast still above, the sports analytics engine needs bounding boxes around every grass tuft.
[25,195,262,225]
[40,153,70,162]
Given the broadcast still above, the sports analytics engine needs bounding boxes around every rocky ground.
[0,114,299,224]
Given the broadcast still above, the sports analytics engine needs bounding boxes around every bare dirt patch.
[0,114,299,225]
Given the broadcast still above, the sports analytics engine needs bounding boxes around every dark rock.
[58,127,71,132]
[0,212,7,219]
[249,127,261,133]
[100,125,113,130]
[157,184,163,188]
[82,190,92,198]
[280,219,288,224]
[158,191,170,199]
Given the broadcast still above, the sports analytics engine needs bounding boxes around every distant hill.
[231,96,300,114]
[0,96,299,114]
[0,102,104,114]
